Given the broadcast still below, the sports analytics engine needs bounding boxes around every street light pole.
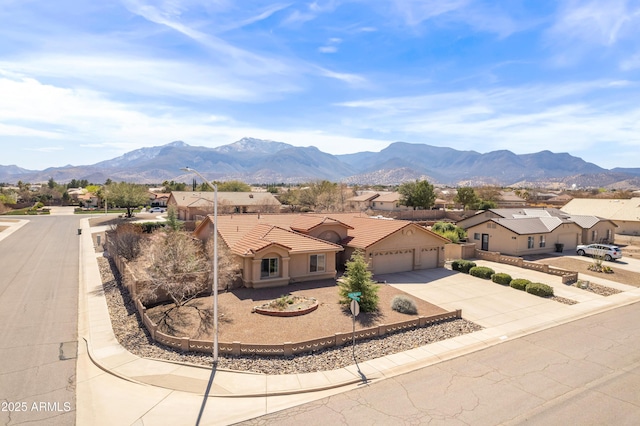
[180,167,218,365]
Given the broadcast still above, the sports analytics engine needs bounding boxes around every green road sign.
[348,292,361,301]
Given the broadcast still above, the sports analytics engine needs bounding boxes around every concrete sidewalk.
[74,217,640,425]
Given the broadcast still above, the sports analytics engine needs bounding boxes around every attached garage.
[556,233,579,251]
[416,247,439,270]
[372,249,414,274]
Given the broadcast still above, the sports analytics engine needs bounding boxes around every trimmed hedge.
[510,278,531,291]
[526,282,554,297]
[451,259,477,274]
[469,266,495,279]
[491,272,512,285]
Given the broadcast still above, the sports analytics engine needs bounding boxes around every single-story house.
[194,213,449,288]
[561,198,640,236]
[149,191,170,208]
[459,208,617,256]
[496,191,527,208]
[168,191,281,221]
[466,217,583,256]
[347,192,413,212]
[78,192,100,208]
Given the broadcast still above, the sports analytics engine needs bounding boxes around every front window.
[592,230,598,242]
[260,258,279,278]
[539,236,546,248]
[528,236,534,249]
[474,233,480,240]
[310,254,325,273]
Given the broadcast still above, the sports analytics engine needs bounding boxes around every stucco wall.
[466,222,582,257]
[583,221,617,244]
[614,220,640,236]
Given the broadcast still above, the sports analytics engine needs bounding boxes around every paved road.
[240,301,640,426]
[0,215,80,425]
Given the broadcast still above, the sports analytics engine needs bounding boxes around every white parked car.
[148,207,166,213]
[576,244,622,261]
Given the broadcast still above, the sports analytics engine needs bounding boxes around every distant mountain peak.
[214,137,293,154]
[166,141,189,148]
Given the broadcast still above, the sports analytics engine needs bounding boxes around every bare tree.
[139,231,211,308]
[107,223,144,261]
[206,238,242,290]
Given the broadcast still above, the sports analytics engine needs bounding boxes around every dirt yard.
[528,255,640,287]
[145,280,448,345]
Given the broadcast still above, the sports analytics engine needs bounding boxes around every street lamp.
[181,167,219,365]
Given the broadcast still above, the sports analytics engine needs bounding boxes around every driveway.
[377,262,640,335]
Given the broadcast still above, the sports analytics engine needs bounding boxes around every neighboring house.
[348,192,379,211]
[546,193,573,206]
[149,192,170,208]
[561,198,640,236]
[458,208,616,256]
[194,213,449,288]
[78,192,99,208]
[167,191,281,221]
[347,191,412,212]
[496,191,527,208]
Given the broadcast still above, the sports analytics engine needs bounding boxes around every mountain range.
[2,138,639,188]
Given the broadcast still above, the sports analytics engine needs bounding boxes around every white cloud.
[548,0,640,47]
[337,80,640,155]
[319,46,338,53]
[25,146,64,153]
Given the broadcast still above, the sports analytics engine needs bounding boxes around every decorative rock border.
[253,297,319,317]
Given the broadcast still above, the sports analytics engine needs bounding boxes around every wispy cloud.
[337,80,640,159]
[25,146,64,153]
[545,0,640,65]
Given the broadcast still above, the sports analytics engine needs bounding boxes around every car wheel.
[577,249,585,256]
[604,254,612,261]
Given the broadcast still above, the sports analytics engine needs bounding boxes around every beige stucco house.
[459,208,616,256]
[347,192,412,212]
[561,198,640,236]
[194,212,449,288]
[168,191,281,221]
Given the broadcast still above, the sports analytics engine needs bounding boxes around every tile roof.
[289,215,353,232]
[373,192,402,202]
[228,224,343,256]
[348,193,380,202]
[202,212,447,254]
[169,191,280,207]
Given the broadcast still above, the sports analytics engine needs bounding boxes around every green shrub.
[510,278,531,291]
[451,259,477,273]
[491,273,512,285]
[391,295,418,315]
[469,266,495,279]
[442,230,460,243]
[526,282,554,297]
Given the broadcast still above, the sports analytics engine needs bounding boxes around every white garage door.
[373,250,414,274]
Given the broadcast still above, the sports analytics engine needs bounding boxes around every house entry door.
[481,234,489,251]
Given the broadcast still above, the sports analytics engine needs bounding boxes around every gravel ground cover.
[569,281,622,297]
[98,255,483,375]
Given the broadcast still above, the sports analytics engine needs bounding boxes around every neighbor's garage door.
[557,233,578,251]
[372,250,414,274]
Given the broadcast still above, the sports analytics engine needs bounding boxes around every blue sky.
[1,0,639,170]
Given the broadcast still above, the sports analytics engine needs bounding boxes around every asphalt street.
[0,215,80,425]
[240,301,640,425]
